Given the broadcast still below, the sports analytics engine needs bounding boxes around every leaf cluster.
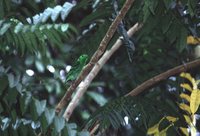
[0,66,89,136]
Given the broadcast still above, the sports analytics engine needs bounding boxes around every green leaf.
[7,73,20,88]
[14,23,23,33]
[166,22,178,44]
[188,0,198,17]
[161,14,173,34]
[34,99,46,116]
[77,131,90,136]
[0,22,11,35]
[5,29,13,46]
[61,24,69,32]
[22,25,29,33]
[46,24,53,29]
[0,0,4,19]
[54,116,65,132]
[41,8,52,23]
[62,126,76,136]
[34,29,46,49]
[43,29,61,46]
[64,123,77,136]
[1,117,11,131]
[11,110,17,121]
[4,88,18,107]
[40,113,49,132]
[143,1,151,22]
[17,33,26,54]
[148,0,158,15]
[51,5,62,22]
[28,32,38,51]
[68,123,77,129]
[35,60,45,73]
[61,2,74,21]
[31,121,41,129]
[80,9,111,27]
[18,124,29,136]
[12,118,21,130]
[7,73,15,88]
[25,56,34,66]
[68,24,78,35]
[177,27,187,52]
[22,33,34,53]
[0,75,8,95]
[20,92,32,115]
[163,0,174,9]
[0,103,3,113]
[30,100,39,120]
[0,20,5,27]
[45,108,55,125]
[50,29,63,44]
[4,0,11,12]
[10,29,20,49]
[73,0,90,10]
[87,92,107,106]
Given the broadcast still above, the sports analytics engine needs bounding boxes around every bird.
[66,54,88,82]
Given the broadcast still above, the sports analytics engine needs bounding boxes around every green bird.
[66,54,88,82]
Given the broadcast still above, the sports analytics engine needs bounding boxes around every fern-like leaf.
[85,96,152,130]
[27,2,75,24]
[0,19,77,54]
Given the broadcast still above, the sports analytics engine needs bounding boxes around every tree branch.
[55,0,135,114]
[126,59,200,96]
[89,59,200,135]
[63,23,143,121]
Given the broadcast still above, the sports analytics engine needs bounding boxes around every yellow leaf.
[180,127,189,136]
[165,116,178,123]
[147,117,166,135]
[180,83,193,92]
[191,125,197,136]
[159,124,172,136]
[187,36,200,45]
[179,103,191,114]
[183,115,192,125]
[159,130,167,136]
[190,89,200,114]
[180,93,191,102]
[147,123,159,135]
[180,73,197,89]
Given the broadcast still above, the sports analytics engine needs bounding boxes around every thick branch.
[126,59,200,96]
[63,23,143,121]
[55,0,135,114]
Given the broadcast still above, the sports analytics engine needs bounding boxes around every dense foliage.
[0,0,200,135]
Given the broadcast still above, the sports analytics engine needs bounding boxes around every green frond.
[85,93,183,134]
[0,1,77,55]
[0,65,89,135]
[0,19,77,54]
[85,96,150,130]
[26,2,74,24]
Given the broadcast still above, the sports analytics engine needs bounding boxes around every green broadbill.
[66,54,88,82]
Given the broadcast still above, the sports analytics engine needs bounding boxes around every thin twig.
[55,0,135,114]
[63,23,143,121]
[126,59,200,96]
